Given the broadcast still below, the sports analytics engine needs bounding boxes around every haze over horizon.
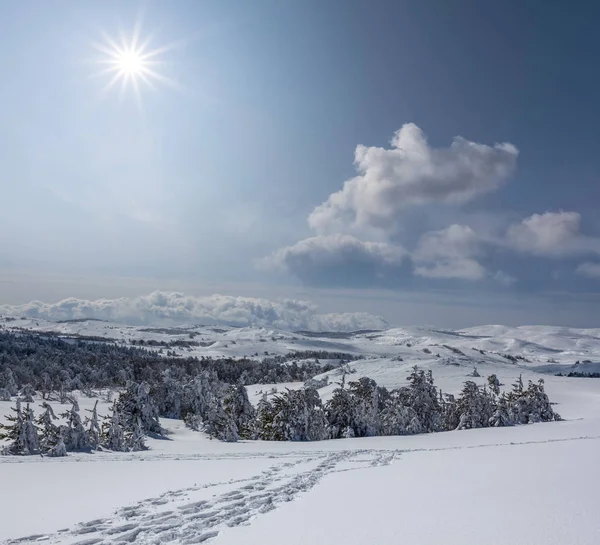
[2,0,600,328]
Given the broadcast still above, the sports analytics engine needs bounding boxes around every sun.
[92,23,179,104]
[116,49,145,77]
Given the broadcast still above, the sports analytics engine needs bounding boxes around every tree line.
[1,365,560,456]
[0,330,348,397]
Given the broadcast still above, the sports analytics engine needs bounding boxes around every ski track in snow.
[3,450,399,545]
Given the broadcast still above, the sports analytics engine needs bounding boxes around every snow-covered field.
[1,317,600,544]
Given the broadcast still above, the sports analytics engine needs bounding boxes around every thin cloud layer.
[309,123,518,236]
[576,262,600,279]
[0,291,388,332]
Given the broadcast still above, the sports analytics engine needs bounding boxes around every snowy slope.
[1,317,600,544]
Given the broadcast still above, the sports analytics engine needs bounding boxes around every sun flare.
[92,24,179,104]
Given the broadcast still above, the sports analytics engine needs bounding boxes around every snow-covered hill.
[1,316,599,544]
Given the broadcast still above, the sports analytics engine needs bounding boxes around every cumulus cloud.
[264,234,408,286]
[505,211,600,257]
[413,225,486,280]
[308,123,518,236]
[576,262,600,279]
[0,291,388,332]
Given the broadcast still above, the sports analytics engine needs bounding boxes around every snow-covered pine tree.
[0,400,40,455]
[507,375,529,424]
[85,400,102,450]
[61,401,89,451]
[440,393,460,431]
[0,398,24,454]
[182,370,221,422]
[456,381,488,430]
[325,384,355,439]
[262,388,329,441]
[37,402,60,452]
[2,368,18,396]
[183,412,205,432]
[206,402,239,442]
[22,403,40,454]
[404,367,443,433]
[127,416,148,451]
[346,377,387,437]
[20,384,36,403]
[380,391,416,436]
[153,369,184,419]
[252,393,274,440]
[116,381,163,435]
[48,430,67,457]
[524,379,561,423]
[102,401,127,452]
[222,383,255,439]
[489,392,513,427]
[487,374,501,396]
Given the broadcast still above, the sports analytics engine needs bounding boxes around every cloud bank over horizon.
[0,291,389,332]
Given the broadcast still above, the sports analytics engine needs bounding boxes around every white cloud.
[505,211,600,257]
[576,262,600,279]
[308,123,518,236]
[263,234,408,286]
[266,234,407,271]
[413,225,486,281]
[0,291,388,332]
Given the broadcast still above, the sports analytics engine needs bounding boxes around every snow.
[213,437,600,545]
[1,318,600,544]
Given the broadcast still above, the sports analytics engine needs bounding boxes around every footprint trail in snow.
[6,449,399,545]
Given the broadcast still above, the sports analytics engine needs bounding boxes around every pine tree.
[61,402,89,451]
[489,393,513,427]
[524,379,561,423]
[222,383,255,439]
[48,431,67,457]
[21,403,40,454]
[0,400,40,455]
[456,381,487,430]
[487,374,501,396]
[20,384,36,403]
[440,393,460,431]
[127,416,148,451]
[103,401,127,452]
[85,400,102,450]
[404,367,442,433]
[252,393,275,440]
[380,392,416,436]
[347,377,386,437]
[256,388,329,441]
[37,402,60,452]
[207,404,239,442]
[325,385,355,439]
[2,369,18,396]
[117,381,163,435]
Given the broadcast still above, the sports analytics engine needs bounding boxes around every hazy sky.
[1,0,600,328]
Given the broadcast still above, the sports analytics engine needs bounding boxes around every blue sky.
[1,0,600,327]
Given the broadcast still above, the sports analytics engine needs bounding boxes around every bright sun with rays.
[93,24,178,104]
